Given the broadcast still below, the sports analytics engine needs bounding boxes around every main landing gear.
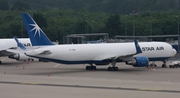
[86,60,119,71]
[0,60,2,64]
[162,61,167,68]
[147,61,167,68]
[86,64,96,70]
[108,61,119,71]
[147,62,157,67]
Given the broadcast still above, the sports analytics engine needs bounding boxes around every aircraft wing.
[94,40,142,61]
[24,49,51,56]
[7,47,51,56]
[0,46,17,52]
[94,53,135,61]
[4,37,27,55]
[6,48,26,54]
[0,47,20,56]
[33,49,51,55]
[12,37,51,56]
[0,50,14,56]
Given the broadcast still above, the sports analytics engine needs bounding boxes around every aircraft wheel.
[171,65,173,68]
[0,61,2,64]
[162,64,167,68]
[89,66,93,70]
[39,59,42,62]
[108,67,112,71]
[115,67,119,71]
[86,66,96,70]
[175,65,178,68]
[112,67,116,71]
[162,64,164,68]
[154,65,157,67]
[108,67,118,71]
[86,66,90,70]
[93,66,96,70]
[169,65,172,68]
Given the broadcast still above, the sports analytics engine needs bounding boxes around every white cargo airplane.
[0,38,32,63]
[19,13,177,71]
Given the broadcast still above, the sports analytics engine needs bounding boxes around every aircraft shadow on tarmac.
[23,70,90,75]
[0,62,27,66]
[0,61,38,66]
[20,67,148,76]
[34,67,148,72]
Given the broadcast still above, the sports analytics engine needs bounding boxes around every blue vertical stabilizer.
[22,13,54,46]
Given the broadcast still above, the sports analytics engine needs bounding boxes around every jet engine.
[9,53,32,61]
[125,56,149,67]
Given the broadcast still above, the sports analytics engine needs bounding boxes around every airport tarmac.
[0,57,180,98]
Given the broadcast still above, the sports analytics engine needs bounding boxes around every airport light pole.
[133,15,135,38]
[125,15,128,35]
[21,21,23,38]
[149,21,152,34]
[84,14,88,34]
[177,16,179,35]
[84,14,87,34]
[177,16,180,52]
[92,20,94,33]
[148,21,152,41]
[130,11,138,39]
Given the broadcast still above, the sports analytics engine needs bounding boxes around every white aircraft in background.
[19,13,176,71]
[0,38,32,63]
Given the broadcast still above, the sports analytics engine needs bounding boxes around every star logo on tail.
[29,23,42,37]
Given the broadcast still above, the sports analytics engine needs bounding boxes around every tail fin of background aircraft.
[14,37,27,50]
[21,13,54,46]
[172,44,178,52]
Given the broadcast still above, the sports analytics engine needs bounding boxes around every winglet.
[21,13,54,46]
[134,40,142,53]
[13,36,27,50]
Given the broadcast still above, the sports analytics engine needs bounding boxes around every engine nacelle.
[126,56,149,67]
[9,53,31,61]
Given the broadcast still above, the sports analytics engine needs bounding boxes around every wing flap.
[25,49,51,55]
[36,50,51,54]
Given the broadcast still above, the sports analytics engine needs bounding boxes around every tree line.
[0,0,180,43]
[4,0,180,14]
